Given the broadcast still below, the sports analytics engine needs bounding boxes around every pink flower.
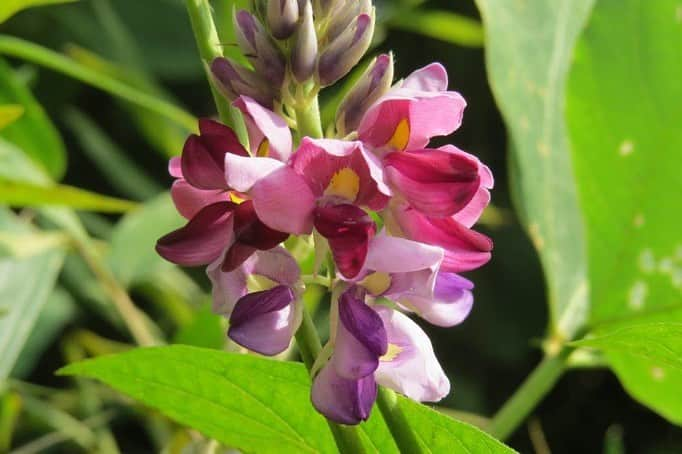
[358,63,466,154]
[223,138,391,278]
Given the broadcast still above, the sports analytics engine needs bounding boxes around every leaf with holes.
[475,0,595,337]
[566,0,682,424]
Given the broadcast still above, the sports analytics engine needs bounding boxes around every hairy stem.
[488,350,569,440]
[376,387,424,454]
[184,0,247,143]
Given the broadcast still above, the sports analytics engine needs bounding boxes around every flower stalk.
[376,387,424,454]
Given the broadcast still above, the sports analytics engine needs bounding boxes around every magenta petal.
[171,179,228,219]
[311,363,377,425]
[364,234,443,274]
[169,157,182,178]
[156,202,235,266]
[314,204,376,279]
[224,154,285,192]
[221,242,258,272]
[332,287,387,380]
[233,96,292,161]
[384,149,480,217]
[251,166,316,234]
[228,285,297,355]
[233,200,289,250]
[391,203,492,273]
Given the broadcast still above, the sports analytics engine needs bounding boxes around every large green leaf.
[388,10,483,47]
[0,208,65,380]
[0,58,66,179]
[475,0,595,338]
[566,0,682,424]
[60,346,515,453]
[0,0,76,24]
[572,323,682,371]
[106,193,183,287]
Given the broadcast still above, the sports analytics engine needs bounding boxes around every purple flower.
[207,247,302,356]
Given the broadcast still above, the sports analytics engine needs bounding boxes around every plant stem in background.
[488,350,570,440]
[376,387,424,454]
[0,35,196,131]
[184,0,247,144]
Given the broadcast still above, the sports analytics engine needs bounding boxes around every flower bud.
[336,53,393,136]
[317,11,375,87]
[234,10,286,87]
[325,0,371,43]
[211,57,276,108]
[313,0,335,18]
[267,0,299,40]
[291,0,318,82]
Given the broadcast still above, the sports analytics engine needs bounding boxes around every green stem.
[295,309,367,454]
[184,0,247,143]
[488,351,569,440]
[0,35,196,131]
[295,96,324,139]
[376,387,424,454]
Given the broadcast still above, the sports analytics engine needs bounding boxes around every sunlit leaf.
[0,57,66,179]
[59,345,514,453]
[173,305,225,350]
[0,138,50,184]
[0,208,65,380]
[475,0,595,337]
[566,0,682,424]
[388,10,483,47]
[0,104,23,129]
[0,179,138,213]
[0,0,77,24]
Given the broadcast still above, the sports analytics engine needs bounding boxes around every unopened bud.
[325,0,371,43]
[211,57,276,109]
[336,53,393,136]
[317,11,375,86]
[234,10,286,87]
[267,0,299,40]
[291,0,318,82]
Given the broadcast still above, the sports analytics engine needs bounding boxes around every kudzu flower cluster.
[156,0,493,425]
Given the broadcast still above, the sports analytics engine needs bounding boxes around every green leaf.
[63,108,163,200]
[475,0,595,338]
[106,193,183,286]
[0,179,138,213]
[572,323,682,371]
[0,137,50,184]
[398,396,516,453]
[388,10,484,47]
[0,104,23,129]
[0,208,65,380]
[59,346,513,453]
[0,57,66,179]
[566,0,682,424]
[0,0,76,23]
[59,346,338,453]
[0,35,197,131]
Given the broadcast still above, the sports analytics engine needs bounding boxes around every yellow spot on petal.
[229,192,247,204]
[386,118,410,151]
[257,138,270,157]
[380,343,403,362]
[324,167,360,202]
[247,274,278,293]
[360,272,392,296]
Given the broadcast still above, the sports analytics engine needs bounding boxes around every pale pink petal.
[169,157,182,178]
[207,252,247,316]
[250,166,316,234]
[374,306,450,402]
[364,234,443,274]
[234,96,292,161]
[171,180,229,219]
[401,62,448,92]
[224,154,285,192]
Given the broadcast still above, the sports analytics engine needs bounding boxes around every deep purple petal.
[156,202,235,266]
[314,204,376,279]
[228,285,297,355]
[311,363,377,425]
